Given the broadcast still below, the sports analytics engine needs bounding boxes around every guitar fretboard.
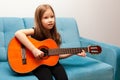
[48,47,88,55]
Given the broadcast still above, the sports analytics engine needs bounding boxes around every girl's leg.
[51,62,68,80]
[32,65,53,80]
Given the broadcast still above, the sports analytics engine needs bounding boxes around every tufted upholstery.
[0,17,120,80]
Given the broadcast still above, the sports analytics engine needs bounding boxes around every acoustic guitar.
[8,37,102,74]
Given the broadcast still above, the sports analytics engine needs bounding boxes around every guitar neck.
[48,47,88,55]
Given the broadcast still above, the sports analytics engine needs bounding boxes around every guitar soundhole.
[40,48,49,57]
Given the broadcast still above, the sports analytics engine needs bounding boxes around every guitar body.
[8,37,59,74]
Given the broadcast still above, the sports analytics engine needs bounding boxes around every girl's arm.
[59,50,86,59]
[15,29,35,52]
[15,29,44,59]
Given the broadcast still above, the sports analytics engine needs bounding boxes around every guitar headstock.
[88,45,102,54]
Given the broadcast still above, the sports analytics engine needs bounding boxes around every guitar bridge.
[22,45,27,64]
[22,59,26,64]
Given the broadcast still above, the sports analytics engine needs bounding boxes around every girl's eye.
[51,15,55,18]
[44,17,48,19]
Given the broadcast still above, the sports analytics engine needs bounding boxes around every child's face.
[41,8,55,30]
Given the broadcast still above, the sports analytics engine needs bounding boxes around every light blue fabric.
[0,17,119,80]
[0,62,37,80]
[60,56,113,80]
[0,17,25,61]
[80,37,120,80]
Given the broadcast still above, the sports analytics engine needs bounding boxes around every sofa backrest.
[0,17,81,62]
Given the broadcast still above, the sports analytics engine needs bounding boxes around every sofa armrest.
[79,37,120,80]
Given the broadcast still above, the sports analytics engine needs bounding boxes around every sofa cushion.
[56,18,81,48]
[0,17,25,61]
[60,56,113,80]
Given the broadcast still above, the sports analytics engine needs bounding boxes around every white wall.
[0,0,120,47]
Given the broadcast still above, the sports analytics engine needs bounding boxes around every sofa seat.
[60,56,113,80]
[0,56,113,80]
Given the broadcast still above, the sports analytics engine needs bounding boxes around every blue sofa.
[0,17,120,80]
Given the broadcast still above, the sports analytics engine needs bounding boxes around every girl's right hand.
[32,48,44,60]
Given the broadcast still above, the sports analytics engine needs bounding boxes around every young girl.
[15,4,86,80]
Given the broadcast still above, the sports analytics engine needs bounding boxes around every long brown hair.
[33,4,61,46]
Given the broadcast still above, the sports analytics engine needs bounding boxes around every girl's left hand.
[77,50,86,57]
